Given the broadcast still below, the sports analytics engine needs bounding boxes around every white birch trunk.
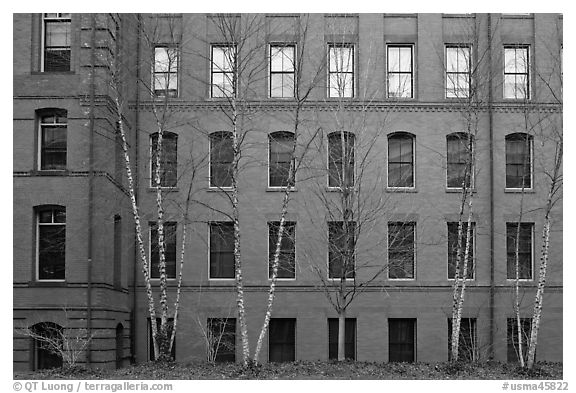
[338,309,346,361]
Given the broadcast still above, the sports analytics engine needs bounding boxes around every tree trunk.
[338,309,346,361]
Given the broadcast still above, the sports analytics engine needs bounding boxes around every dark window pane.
[388,222,415,279]
[447,134,472,188]
[210,223,235,279]
[151,133,178,187]
[269,132,294,187]
[388,134,414,187]
[447,222,474,279]
[448,318,477,361]
[208,318,236,362]
[328,132,355,187]
[328,221,356,279]
[506,223,533,279]
[41,125,67,170]
[268,222,296,279]
[150,222,177,279]
[269,319,296,362]
[505,134,532,188]
[389,319,415,362]
[507,318,532,363]
[38,216,66,280]
[32,322,63,370]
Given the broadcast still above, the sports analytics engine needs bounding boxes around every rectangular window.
[268,221,296,279]
[40,113,67,170]
[209,131,233,188]
[389,318,416,362]
[445,45,471,98]
[328,318,356,360]
[269,132,295,187]
[387,133,415,188]
[42,13,71,72]
[210,222,235,279]
[207,318,236,362]
[506,223,533,280]
[505,134,532,189]
[328,221,356,279]
[37,207,66,280]
[387,45,413,98]
[270,45,295,98]
[504,46,530,99]
[150,133,178,187]
[328,44,354,98]
[447,222,475,279]
[269,318,296,362]
[113,215,122,289]
[148,318,175,361]
[150,222,177,279]
[448,318,477,362]
[447,133,473,188]
[388,222,415,279]
[211,45,236,98]
[328,132,355,188]
[153,46,178,97]
[507,318,532,363]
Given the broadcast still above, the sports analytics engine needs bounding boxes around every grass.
[15,360,562,380]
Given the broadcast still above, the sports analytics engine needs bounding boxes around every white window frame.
[446,132,475,190]
[208,131,233,190]
[269,43,296,99]
[148,222,177,281]
[387,221,416,281]
[36,207,66,282]
[208,222,236,281]
[386,44,414,99]
[267,221,296,281]
[152,45,179,98]
[503,45,531,100]
[445,44,472,99]
[327,43,355,98]
[41,13,72,73]
[505,222,534,281]
[210,44,237,98]
[386,133,416,190]
[504,133,533,191]
[268,131,295,189]
[446,222,476,281]
[327,221,356,281]
[38,112,67,171]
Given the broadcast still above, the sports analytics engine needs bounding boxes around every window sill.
[266,187,297,192]
[268,278,296,281]
[29,281,67,287]
[387,187,417,193]
[388,278,416,281]
[207,187,233,192]
[147,187,179,192]
[326,186,356,192]
[328,278,355,281]
[31,169,69,176]
[504,188,535,194]
[208,278,236,282]
[445,187,477,193]
[31,71,75,75]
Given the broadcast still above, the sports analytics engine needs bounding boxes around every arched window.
[387,133,415,188]
[328,131,355,188]
[446,132,474,188]
[36,205,66,281]
[505,133,532,189]
[269,131,295,187]
[150,132,178,187]
[31,322,63,370]
[209,131,233,188]
[38,109,67,170]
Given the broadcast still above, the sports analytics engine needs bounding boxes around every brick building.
[13,13,562,371]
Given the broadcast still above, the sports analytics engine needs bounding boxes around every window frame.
[38,111,67,171]
[387,132,416,189]
[152,45,179,98]
[268,318,296,363]
[207,318,236,363]
[506,222,534,281]
[328,318,357,360]
[446,132,474,189]
[41,13,72,73]
[208,222,236,281]
[327,131,356,189]
[387,221,416,280]
[148,221,177,280]
[210,44,237,98]
[269,43,296,99]
[268,131,295,189]
[505,133,533,190]
[503,45,531,100]
[447,222,476,281]
[388,318,416,363]
[386,44,414,99]
[36,206,66,282]
[448,318,477,362]
[149,132,178,188]
[327,221,357,280]
[327,43,355,98]
[445,44,472,99]
[268,221,296,281]
[209,131,233,190]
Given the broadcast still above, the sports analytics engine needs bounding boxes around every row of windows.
[153,43,533,100]
[147,317,532,364]
[39,15,537,101]
[35,110,533,191]
[34,206,534,282]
